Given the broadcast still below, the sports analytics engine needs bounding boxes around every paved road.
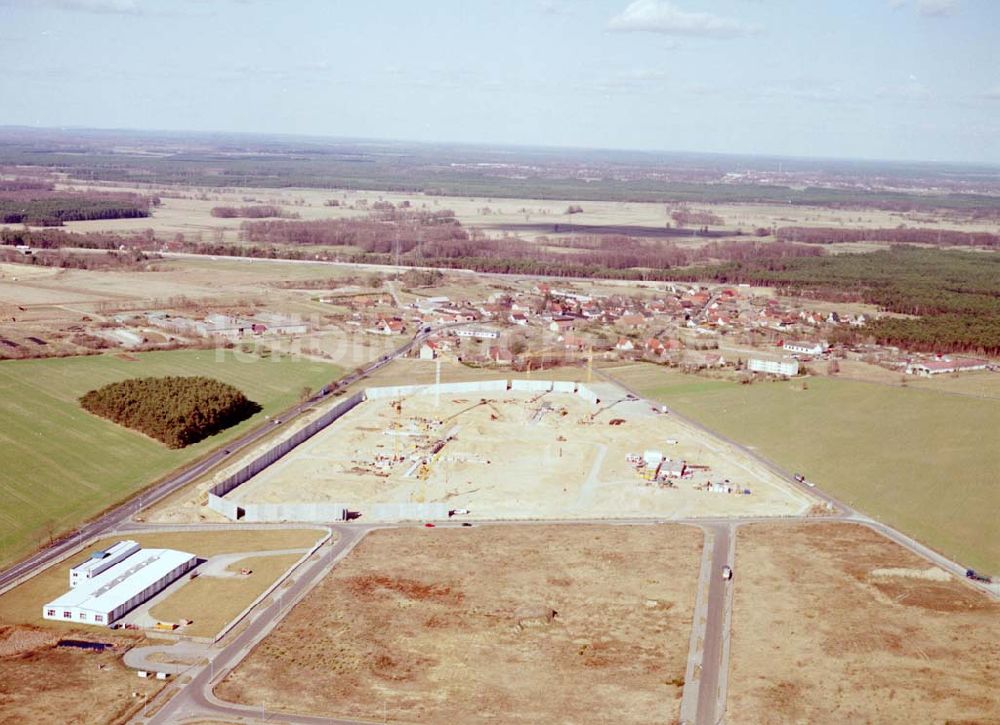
[695,523,733,725]
[0,327,432,595]
[142,524,372,725]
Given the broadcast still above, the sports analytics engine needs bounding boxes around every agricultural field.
[222,383,810,522]
[51,183,1000,246]
[0,528,326,628]
[217,524,702,724]
[607,363,1000,572]
[0,350,341,569]
[0,626,164,725]
[727,523,1000,723]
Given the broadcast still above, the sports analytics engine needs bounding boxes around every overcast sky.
[1,0,998,164]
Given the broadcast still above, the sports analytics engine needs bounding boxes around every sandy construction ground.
[727,522,1000,723]
[230,382,812,520]
[217,524,702,724]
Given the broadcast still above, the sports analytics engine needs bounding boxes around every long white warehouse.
[44,545,197,626]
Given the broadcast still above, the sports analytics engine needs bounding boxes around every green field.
[608,364,1000,572]
[0,350,342,569]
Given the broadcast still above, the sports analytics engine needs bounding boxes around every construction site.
[215,380,814,522]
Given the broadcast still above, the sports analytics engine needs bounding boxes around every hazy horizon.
[1,0,998,165]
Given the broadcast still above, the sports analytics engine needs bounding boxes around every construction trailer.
[44,546,197,626]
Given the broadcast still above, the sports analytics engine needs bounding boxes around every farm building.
[905,358,989,376]
[783,341,827,356]
[43,545,197,626]
[749,358,800,377]
[455,327,500,340]
[69,540,140,588]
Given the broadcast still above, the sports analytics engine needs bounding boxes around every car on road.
[461,523,473,527]
[721,565,733,581]
[423,522,436,528]
[966,569,992,583]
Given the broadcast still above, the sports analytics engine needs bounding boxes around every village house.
[419,341,438,360]
[548,317,576,333]
[371,318,405,335]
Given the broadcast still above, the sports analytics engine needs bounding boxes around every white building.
[749,358,800,377]
[906,358,989,376]
[455,328,499,340]
[783,341,826,356]
[69,540,140,588]
[44,546,197,626]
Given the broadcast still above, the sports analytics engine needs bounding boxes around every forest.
[79,376,260,448]
[776,226,999,248]
[0,186,154,226]
[672,246,1000,354]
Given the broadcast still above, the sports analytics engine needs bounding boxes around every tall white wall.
[511,379,554,393]
[575,384,600,405]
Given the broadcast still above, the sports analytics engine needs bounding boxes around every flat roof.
[48,548,195,615]
[71,540,139,575]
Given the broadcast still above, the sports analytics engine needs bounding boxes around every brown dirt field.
[728,522,1000,724]
[0,626,163,725]
[217,524,703,724]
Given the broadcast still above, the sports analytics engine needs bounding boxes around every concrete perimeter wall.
[207,493,239,520]
[207,379,604,523]
[364,379,509,400]
[576,384,601,405]
[372,502,450,520]
[240,502,349,522]
[209,391,365,499]
[511,379,554,393]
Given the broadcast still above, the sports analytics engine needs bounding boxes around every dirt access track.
[217,524,702,724]
[224,382,813,521]
[727,522,1000,723]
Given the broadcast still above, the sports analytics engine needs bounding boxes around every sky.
[0,0,998,164]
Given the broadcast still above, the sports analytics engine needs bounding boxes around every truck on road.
[965,569,992,583]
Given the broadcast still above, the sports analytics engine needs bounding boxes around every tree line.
[79,376,260,448]
[0,189,155,226]
[210,205,287,219]
[776,226,999,248]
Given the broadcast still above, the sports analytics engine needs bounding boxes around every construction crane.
[391,397,403,462]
